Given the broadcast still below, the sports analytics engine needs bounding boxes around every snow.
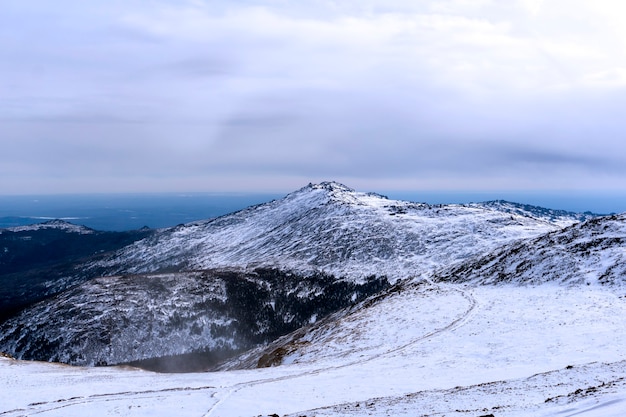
[0,272,239,366]
[2,283,625,416]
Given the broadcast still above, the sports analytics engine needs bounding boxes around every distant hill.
[0,220,154,321]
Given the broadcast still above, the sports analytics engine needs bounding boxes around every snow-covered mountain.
[0,181,606,369]
[436,213,626,286]
[470,199,599,227]
[3,219,96,234]
[88,181,587,282]
[3,181,592,315]
[1,182,625,417]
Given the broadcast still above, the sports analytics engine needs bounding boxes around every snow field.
[2,283,625,416]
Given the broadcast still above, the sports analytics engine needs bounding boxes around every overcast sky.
[2,0,626,195]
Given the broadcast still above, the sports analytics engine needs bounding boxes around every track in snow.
[0,385,218,417]
[0,282,477,417]
[204,281,478,416]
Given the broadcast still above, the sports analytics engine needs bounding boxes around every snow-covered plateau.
[1,182,625,416]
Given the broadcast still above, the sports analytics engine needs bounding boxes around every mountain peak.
[307,181,355,193]
[41,219,74,226]
[293,181,389,206]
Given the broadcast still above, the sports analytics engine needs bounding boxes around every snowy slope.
[88,182,583,282]
[436,214,626,286]
[0,270,388,367]
[1,284,625,417]
[471,200,599,227]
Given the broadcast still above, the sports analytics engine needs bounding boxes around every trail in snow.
[204,281,477,416]
[3,284,625,417]
[0,385,219,417]
[295,362,626,417]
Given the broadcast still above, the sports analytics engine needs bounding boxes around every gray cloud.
[2,0,626,194]
[163,57,236,78]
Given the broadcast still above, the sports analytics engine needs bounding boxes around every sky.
[2,0,626,196]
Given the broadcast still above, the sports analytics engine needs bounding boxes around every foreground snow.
[2,283,625,416]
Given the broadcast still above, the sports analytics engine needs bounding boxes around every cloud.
[1,0,626,194]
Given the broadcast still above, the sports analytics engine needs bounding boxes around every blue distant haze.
[0,193,283,231]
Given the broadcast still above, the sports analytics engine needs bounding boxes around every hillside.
[2,283,625,417]
[0,269,387,368]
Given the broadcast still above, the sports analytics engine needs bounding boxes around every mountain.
[435,213,626,286]
[7,181,586,325]
[0,220,154,321]
[4,219,96,234]
[86,181,588,282]
[0,182,602,370]
[1,183,625,417]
